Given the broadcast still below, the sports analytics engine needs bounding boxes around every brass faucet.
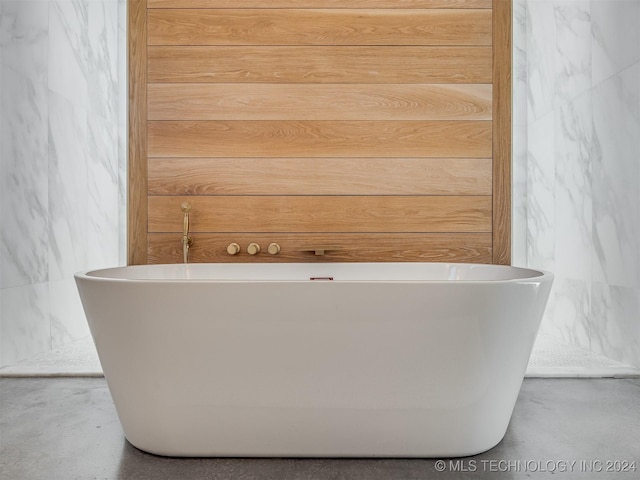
[181,203,193,263]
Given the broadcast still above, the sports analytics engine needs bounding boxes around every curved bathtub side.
[75,270,552,457]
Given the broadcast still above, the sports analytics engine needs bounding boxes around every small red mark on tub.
[310,277,334,281]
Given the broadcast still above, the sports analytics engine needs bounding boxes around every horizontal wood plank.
[148,195,492,233]
[147,84,492,121]
[148,1,493,9]
[148,9,492,46]
[148,120,492,158]
[148,157,492,195]
[148,46,492,83]
[148,233,493,264]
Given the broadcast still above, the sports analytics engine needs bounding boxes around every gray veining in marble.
[50,278,89,349]
[592,63,640,289]
[48,0,89,107]
[520,0,640,367]
[0,0,125,367]
[0,283,50,366]
[553,1,591,107]
[527,0,556,121]
[591,283,640,367]
[87,116,120,271]
[0,1,48,80]
[554,92,592,281]
[88,0,118,124]
[591,0,640,86]
[526,112,556,272]
[48,91,89,283]
[0,64,49,289]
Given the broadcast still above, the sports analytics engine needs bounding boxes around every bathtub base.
[124,405,509,458]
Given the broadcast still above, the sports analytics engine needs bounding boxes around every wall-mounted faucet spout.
[181,203,193,263]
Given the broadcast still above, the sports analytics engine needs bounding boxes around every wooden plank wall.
[129,0,511,265]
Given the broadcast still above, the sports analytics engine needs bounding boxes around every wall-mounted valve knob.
[247,243,261,255]
[267,243,281,255]
[226,243,241,255]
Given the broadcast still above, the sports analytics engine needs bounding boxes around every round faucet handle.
[267,243,281,255]
[226,243,241,255]
[247,243,261,255]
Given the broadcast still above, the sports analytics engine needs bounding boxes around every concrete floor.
[1,378,639,480]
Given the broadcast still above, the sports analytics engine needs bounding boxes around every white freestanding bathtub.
[75,262,552,458]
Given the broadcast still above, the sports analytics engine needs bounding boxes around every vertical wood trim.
[492,0,511,265]
[128,0,148,265]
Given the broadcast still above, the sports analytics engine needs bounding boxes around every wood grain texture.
[148,46,493,84]
[148,233,493,264]
[147,83,493,121]
[492,0,511,265]
[148,120,493,158]
[148,1,493,9]
[148,157,493,195]
[148,9,492,46]
[128,0,147,265]
[147,195,492,233]
[135,0,509,266]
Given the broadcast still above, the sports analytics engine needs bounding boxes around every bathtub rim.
[75,262,552,285]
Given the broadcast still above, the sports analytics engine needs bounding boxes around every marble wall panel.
[554,92,592,281]
[48,91,88,283]
[523,0,640,367]
[0,65,49,289]
[50,277,89,349]
[591,0,640,86]
[48,0,88,108]
[553,1,591,106]
[592,63,640,289]
[591,283,640,367]
[0,0,124,366]
[527,113,556,272]
[0,282,49,366]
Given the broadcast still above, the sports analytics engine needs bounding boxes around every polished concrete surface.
[1,378,639,479]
